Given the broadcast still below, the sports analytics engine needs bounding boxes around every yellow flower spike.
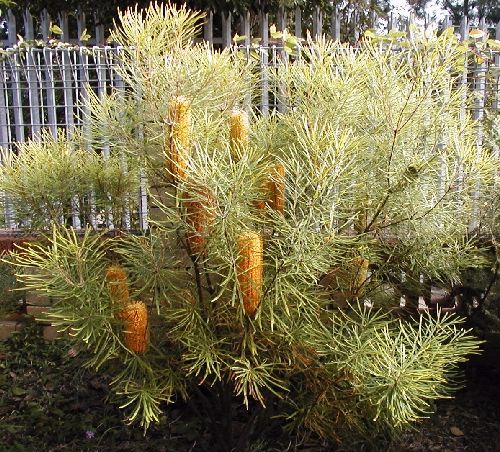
[105,265,130,306]
[229,108,249,160]
[236,230,263,317]
[166,96,191,182]
[117,300,149,354]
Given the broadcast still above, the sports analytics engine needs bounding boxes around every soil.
[389,334,500,452]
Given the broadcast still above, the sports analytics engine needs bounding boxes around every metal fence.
[0,43,498,231]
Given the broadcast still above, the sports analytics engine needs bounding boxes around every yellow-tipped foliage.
[117,300,149,354]
[166,96,191,181]
[352,257,369,297]
[236,230,263,317]
[229,109,249,160]
[105,264,130,306]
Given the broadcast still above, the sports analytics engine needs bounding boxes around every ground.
[1,318,500,452]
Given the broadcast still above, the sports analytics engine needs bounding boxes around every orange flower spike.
[229,109,249,160]
[105,265,130,306]
[184,189,214,255]
[166,96,191,182]
[236,231,263,317]
[268,163,285,213]
[118,301,149,354]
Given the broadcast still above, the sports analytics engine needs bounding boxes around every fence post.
[77,10,86,44]
[353,10,359,42]
[203,9,214,45]
[23,9,34,41]
[58,11,70,42]
[260,10,269,115]
[331,6,340,41]
[460,15,468,40]
[241,10,251,46]
[294,6,302,38]
[7,10,17,47]
[222,11,232,48]
[313,6,322,39]
[25,48,41,139]
[43,47,57,138]
[40,9,50,41]
[277,7,286,32]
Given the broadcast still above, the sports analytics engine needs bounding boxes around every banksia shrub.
[236,230,263,317]
[105,265,130,306]
[166,96,191,181]
[117,300,149,353]
[229,109,249,160]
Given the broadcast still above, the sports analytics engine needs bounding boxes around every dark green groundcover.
[1,317,500,452]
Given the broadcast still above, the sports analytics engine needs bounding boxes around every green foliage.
[0,130,138,229]
[3,3,496,447]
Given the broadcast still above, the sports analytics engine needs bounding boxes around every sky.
[390,0,448,21]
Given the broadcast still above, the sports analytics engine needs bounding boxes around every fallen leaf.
[450,426,464,436]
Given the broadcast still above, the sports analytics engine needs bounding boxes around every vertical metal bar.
[58,11,70,43]
[59,48,81,229]
[26,48,41,139]
[294,7,302,39]
[43,48,58,137]
[10,53,25,144]
[96,47,115,230]
[331,7,340,41]
[222,12,232,48]
[114,46,131,230]
[40,9,50,41]
[469,19,487,232]
[7,10,17,47]
[203,9,214,45]
[23,9,34,41]
[260,11,269,115]
[0,61,15,228]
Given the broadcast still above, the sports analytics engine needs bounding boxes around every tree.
[2,3,494,448]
